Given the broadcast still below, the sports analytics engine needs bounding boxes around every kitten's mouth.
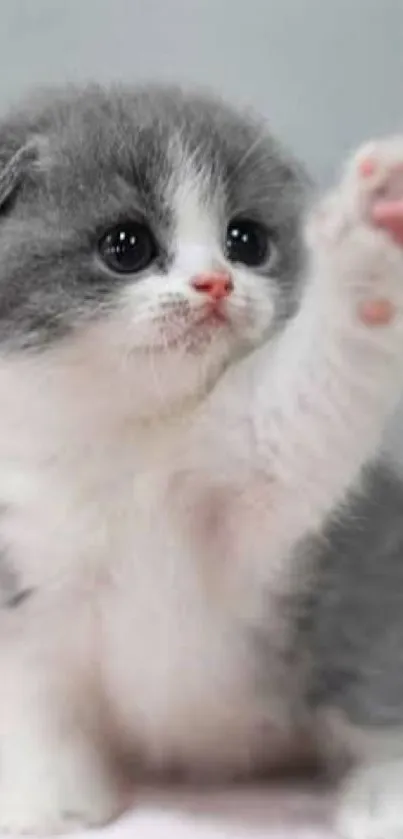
[194,303,230,327]
[155,302,232,352]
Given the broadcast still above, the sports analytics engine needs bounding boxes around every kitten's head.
[0,85,309,418]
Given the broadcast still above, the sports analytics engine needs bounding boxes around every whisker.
[229,295,273,313]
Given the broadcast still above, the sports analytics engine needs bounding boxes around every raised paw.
[307,136,403,329]
[312,137,403,245]
[353,138,403,245]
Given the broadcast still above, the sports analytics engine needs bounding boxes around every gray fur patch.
[297,462,403,727]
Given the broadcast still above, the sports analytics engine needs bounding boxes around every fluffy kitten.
[0,84,403,838]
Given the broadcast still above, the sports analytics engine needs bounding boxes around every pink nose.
[191,271,233,301]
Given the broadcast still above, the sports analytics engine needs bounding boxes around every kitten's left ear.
[0,136,48,211]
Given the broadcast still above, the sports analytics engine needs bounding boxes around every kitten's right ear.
[0,136,49,212]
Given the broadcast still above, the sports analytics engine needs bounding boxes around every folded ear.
[0,137,47,212]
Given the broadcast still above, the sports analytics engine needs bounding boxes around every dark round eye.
[98,222,157,274]
[225,218,272,268]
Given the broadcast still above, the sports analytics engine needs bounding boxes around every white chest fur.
[0,397,298,778]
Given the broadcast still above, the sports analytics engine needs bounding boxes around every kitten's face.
[0,86,308,416]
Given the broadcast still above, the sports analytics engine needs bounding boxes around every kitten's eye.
[98,222,157,274]
[225,218,272,268]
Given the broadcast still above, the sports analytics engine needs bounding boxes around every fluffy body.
[0,86,402,837]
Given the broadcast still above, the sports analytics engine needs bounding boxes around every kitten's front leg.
[0,625,124,834]
[248,138,403,551]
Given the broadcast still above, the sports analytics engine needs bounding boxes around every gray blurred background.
[1,0,403,451]
[1,0,402,183]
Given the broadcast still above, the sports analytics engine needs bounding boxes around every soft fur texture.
[0,85,403,838]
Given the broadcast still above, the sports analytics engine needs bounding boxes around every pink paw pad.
[372,200,403,245]
[358,157,377,178]
[357,298,396,327]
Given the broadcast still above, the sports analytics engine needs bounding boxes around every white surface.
[41,784,334,839]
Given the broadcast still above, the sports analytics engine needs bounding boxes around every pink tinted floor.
[43,783,335,839]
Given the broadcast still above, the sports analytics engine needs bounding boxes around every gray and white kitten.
[0,84,402,838]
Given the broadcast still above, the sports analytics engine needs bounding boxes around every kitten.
[0,84,402,838]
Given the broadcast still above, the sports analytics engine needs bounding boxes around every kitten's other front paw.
[336,761,403,839]
[0,761,125,834]
[307,136,403,329]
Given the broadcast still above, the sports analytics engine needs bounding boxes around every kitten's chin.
[45,317,256,425]
[137,328,264,418]
[125,314,265,417]
[134,341,236,417]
